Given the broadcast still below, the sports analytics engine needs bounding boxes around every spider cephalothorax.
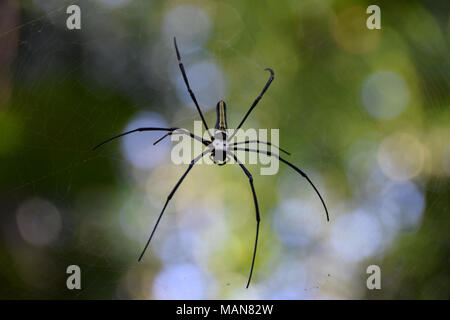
[210,138,229,166]
[93,37,329,288]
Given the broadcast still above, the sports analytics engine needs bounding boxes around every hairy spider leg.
[226,151,260,288]
[174,37,213,139]
[227,68,274,142]
[230,139,291,155]
[92,127,209,151]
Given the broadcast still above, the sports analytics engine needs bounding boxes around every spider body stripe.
[215,100,228,131]
[93,37,330,288]
[211,101,229,165]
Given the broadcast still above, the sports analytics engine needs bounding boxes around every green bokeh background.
[0,0,448,299]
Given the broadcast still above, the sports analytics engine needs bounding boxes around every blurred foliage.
[0,0,448,299]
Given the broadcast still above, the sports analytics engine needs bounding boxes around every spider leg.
[227,68,274,142]
[153,127,213,146]
[226,151,260,288]
[92,127,210,150]
[230,139,291,155]
[138,149,212,261]
[232,147,329,221]
[153,132,172,145]
[174,37,212,139]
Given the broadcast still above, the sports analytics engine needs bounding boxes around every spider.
[93,37,329,288]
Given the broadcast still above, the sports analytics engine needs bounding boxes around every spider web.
[1,0,448,300]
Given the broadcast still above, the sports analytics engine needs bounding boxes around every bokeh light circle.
[330,209,384,262]
[377,132,425,181]
[94,0,131,9]
[16,197,62,246]
[273,199,324,247]
[121,112,170,170]
[153,263,206,299]
[362,71,410,120]
[332,6,381,54]
[379,181,425,233]
[172,61,227,111]
[162,5,212,53]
